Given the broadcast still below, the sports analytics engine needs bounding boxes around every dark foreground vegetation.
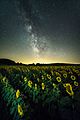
[0,59,80,120]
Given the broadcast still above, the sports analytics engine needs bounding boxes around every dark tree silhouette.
[0,58,16,65]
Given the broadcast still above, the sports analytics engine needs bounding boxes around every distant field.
[0,65,80,120]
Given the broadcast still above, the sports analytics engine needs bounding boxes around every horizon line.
[0,58,80,65]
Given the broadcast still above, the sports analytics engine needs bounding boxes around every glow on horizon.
[1,52,79,64]
[16,57,80,64]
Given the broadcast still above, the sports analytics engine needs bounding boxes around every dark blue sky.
[0,0,80,63]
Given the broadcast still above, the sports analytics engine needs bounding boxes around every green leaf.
[12,100,17,107]
[17,97,23,103]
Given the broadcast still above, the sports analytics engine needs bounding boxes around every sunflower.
[16,89,20,99]
[71,75,76,80]
[64,83,74,96]
[53,83,57,88]
[63,73,67,78]
[24,77,27,82]
[41,83,45,90]
[55,72,61,77]
[56,77,61,82]
[74,81,78,86]
[18,104,24,117]
[28,80,33,88]
[47,74,51,80]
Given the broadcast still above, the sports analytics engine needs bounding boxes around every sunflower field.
[0,64,80,120]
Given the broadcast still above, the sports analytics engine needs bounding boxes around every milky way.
[0,0,80,63]
[16,0,80,62]
[16,0,49,58]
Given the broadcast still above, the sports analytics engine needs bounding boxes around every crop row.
[0,65,80,120]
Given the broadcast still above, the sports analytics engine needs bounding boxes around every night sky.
[0,0,80,64]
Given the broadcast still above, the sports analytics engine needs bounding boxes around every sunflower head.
[56,77,61,82]
[28,80,33,88]
[16,89,20,99]
[71,75,76,81]
[64,83,74,96]
[18,104,24,117]
[74,81,78,86]
[41,83,45,90]
[63,73,67,78]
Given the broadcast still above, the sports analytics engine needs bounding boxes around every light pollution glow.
[5,55,80,64]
